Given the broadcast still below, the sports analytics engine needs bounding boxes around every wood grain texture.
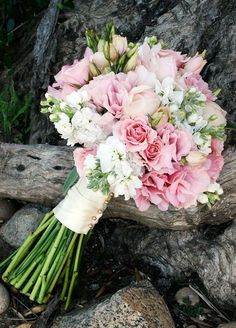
[0,143,235,230]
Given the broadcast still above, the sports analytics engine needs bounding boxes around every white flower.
[197,193,209,204]
[207,183,223,194]
[111,175,142,200]
[97,136,127,173]
[54,113,73,142]
[156,77,184,108]
[66,90,90,109]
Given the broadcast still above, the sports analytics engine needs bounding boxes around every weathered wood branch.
[0,143,235,229]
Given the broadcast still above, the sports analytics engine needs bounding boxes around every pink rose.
[113,116,156,152]
[184,54,207,74]
[55,58,90,86]
[203,101,227,127]
[183,74,216,101]
[73,148,96,176]
[134,171,169,211]
[165,166,210,208]
[48,58,90,100]
[138,42,178,81]
[123,85,160,118]
[139,136,174,173]
[158,49,187,68]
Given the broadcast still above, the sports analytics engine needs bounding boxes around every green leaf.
[63,167,79,194]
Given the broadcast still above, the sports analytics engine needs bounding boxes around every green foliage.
[87,160,110,196]
[63,167,79,194]
[0,82,32,143]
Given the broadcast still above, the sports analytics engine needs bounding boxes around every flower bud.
[126,44,138,58]
[103,41,110,60]
[97,39,105,52]
[151,106,170,129]
[123,52,138,73]
[186,150,207,165]
[112,34,128,55]
[89,63,100,77]
[109,43,119,62]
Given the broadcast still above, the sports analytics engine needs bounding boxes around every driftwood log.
[0,143,235,230]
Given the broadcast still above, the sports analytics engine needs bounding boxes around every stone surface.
[0,204,50,248]
[0,283,10,314]
[218,323,236,328]
[0,199,17,222]
[175,287,200,306]
[108,220,236,310]
[52,281,175,328]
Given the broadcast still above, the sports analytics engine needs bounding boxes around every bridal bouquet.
[0,24,226,309]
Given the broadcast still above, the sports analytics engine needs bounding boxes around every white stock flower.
[155,77,184,108]
[97,136,127,173]
[66,90,90,109]
[84,154,97,171]
[110,175,142,200]
[54,113,73,142]
[207,183,223,194]
[197,193,209,204]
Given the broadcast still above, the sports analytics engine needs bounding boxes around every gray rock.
[218,323,236,328]
[0,283,10,314]
[175,287,200,306]
[0,204,50,248]
[0,199,17,222]
[52,281,175,328]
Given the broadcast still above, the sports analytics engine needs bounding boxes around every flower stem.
[65,234,84,310]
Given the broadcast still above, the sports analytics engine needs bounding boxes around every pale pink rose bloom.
[203,101,227,126]
[86,72,137,118]
[135,65,157,88]
[73,148,96,176]
[138,42,178,81]
[123,85,160,118]
[134,171,169,211]
[113,116,156,152]
[139,136,174,173]
[184,54,207,74]
[165,165,210,208]
[55,58,90,86]
[47,84,76,100]
[158,49,187,67]
[112,35,128,55]
[183,74,216,101]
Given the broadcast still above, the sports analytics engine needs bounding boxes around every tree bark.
[0,142,235,230]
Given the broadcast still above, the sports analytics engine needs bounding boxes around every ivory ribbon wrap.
[53,177,108,234]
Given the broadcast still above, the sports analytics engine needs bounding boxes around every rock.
[186,326,197,328]
[175,287,200,306]
[218,323,236,328]
[0,199,17,222]
[0,204,50,248]
[52,281,175,328]
[0,283,10,314]
[108,220,236,310]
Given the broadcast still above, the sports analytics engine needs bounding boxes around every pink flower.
[184,54,207,74]
[73,148,96,176]
[158,49,187,68]
[139,136,174,173]
[86,72,136,118]
[138,42,178,81]
[55,58,90,86]
[48,58,90,100]
[206,138,224,182]
[134,171,169,211]
[165,166,210,208]
[113,116,156,152]
[158,123,193,161]
[123,85,160,118]
[183,74,216,101]
[91,52,109,71]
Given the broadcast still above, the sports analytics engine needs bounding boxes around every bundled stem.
[0,211,87,310]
